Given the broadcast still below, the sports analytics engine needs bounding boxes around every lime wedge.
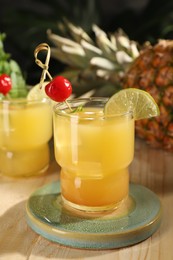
[27,81,49,101]
[104,88,160,120]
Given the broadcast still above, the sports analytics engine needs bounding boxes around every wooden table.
[0,138,173,260]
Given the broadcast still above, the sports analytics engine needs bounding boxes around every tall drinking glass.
[53,98,134,212]
[0,97,52,177]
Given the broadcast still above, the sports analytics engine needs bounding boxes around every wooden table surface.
[0,138,173,260]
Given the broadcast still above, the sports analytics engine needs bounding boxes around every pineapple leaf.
[116,51,134,65]
[81,40,102,58]
[47,30,81,49]
[90,57,115,70]
[47,21,140,96]
[130,42,140,58]
[92,24,116,51]
[92,24,116,60]
[62,18,93,44]
[52,46,86,68]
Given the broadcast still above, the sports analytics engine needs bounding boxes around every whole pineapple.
[47,20,173,152]
[123,40,173,152]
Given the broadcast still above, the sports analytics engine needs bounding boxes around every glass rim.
[53,97,133,119]
[0,97,50,105]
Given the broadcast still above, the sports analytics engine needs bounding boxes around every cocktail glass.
[0,96,52,177]
[53,97,134,212]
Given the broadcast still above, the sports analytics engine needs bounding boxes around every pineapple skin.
[123,40,173,152]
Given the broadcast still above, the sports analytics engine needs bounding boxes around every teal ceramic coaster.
[26,181,161,249]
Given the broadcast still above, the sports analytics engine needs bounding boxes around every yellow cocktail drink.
[0,98,52,177]
[53,98,134,211]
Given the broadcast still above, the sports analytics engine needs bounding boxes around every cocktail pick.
[34,43,72,110]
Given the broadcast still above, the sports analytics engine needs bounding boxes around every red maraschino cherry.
[45,76,72,102]
[0,74,12,95]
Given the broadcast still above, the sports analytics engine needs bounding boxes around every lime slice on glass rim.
[104,88,160,120]
[27,81,49,101]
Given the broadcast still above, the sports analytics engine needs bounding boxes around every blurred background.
[1,0,173,85]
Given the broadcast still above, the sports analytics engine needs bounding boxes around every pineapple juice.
[0,99,52,177]
[53,98,134,211]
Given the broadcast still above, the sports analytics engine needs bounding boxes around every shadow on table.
[0,200,118,258]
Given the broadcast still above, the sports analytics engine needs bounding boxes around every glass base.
[60,168,129,209]
[0,143,50,177]
[61,194,127,213]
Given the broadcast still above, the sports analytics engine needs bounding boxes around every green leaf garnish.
[71,105,83,113]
